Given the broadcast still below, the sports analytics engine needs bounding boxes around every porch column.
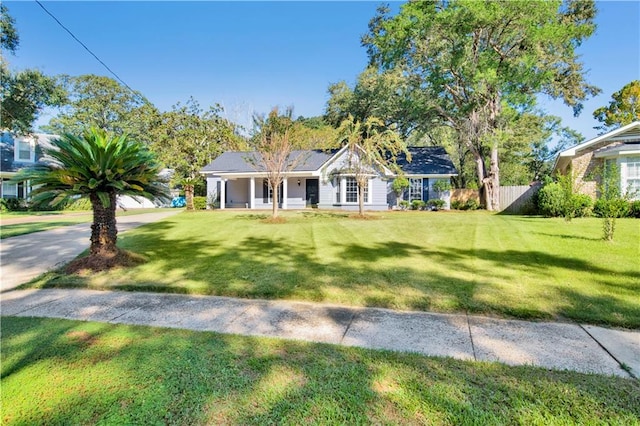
[340,176,346,204]
[282,177,288,210]
[249,177,255,209]
[219,179,226,210]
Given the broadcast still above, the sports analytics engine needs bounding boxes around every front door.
[305,179,319,207]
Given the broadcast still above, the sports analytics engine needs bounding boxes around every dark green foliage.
[568,194,593,218]
[411,200,426,210]
[399,200,410,210]
[537,183,565,217]
[593,198,630,219]
[0,197,26,211]
[0,4,19,53]
[464,199,480,211]
[192,196,207,210]
[451,199,480,211]
[426,199,445,211]
[629,200,640,218]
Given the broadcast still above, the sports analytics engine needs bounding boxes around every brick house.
[553,121,640,200]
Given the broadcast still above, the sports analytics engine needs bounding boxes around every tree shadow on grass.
[24,218,640,327]
[532,231,602,242]
[2,316,639,424]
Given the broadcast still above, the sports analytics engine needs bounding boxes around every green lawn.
[26,210,640,328]
[0,208,177,239]
[2,316,638,425]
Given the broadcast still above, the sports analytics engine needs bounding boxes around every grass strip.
[2,316,639,425]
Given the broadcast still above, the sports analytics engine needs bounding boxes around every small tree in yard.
[14,127,169,270]
[597,163,629,241]
[337,115,410,217]
[250,107,303,220]
[391,176,409,208]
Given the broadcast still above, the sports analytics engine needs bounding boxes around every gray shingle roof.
[201,149,337,173]
[201,146,457,176]
[395,146,457,175]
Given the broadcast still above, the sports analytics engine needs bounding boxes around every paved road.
[3,288,638,379]
[0,210,181,291]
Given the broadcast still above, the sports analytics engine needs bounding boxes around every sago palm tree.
[336,115,410,216]
[15,127,169,265]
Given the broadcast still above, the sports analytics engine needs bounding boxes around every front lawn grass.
[0,208,176,239]
[2,316,638,425]
[27,210,640,328]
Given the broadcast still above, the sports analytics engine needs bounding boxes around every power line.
[34,0,138,96]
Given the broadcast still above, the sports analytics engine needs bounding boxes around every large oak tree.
[363,0,599,210]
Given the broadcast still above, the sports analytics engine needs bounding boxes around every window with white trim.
[335,178,340,203]
[408,178,422,201]
[16,139,34,162]
[2,180,18,198]
[626,156,640,200]
[344,177,368,203]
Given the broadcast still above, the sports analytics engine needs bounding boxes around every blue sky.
[4,1,639,142]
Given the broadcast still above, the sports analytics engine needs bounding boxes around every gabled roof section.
[1,132,59,173]
[201,149,338,174]
[395,146,458,176]
[594,141,640,158]
[558,121,640,158]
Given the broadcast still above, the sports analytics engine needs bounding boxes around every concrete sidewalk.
[2,288,638,379]
[0,210,181,291]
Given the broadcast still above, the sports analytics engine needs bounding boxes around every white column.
[249,177,255,209]
[282,177,288,210]
[340,177,346,204]
[219,179,226,210]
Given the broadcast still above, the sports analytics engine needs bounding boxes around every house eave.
[594,149,640,158]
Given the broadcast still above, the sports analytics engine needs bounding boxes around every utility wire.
[34,0,138,96]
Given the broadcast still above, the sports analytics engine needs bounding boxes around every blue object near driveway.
[171,196,186,207]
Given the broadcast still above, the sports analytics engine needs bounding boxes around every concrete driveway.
[0,210,181,291]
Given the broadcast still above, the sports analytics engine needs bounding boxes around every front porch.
[207,175,320,210]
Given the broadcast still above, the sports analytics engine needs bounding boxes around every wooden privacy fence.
[451,189,480,204]
[499,183,541,214]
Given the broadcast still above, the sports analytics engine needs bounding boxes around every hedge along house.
[201,146,458,211]
[553,121,640,200]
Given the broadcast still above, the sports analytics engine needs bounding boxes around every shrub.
[629,200,640,218]
[593,198,630,218]
[427,199,445,210]
[464,199,480,210]
[64,198,92,211]
[411,200,426,210]
[567,194,593,218]
[537,182,564,217]
[193,196,207,210]
[451,200,463,210]
[392,177,410,195]
[399,200,410,210]
[1,198,27,211]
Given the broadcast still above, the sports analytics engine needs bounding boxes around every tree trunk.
[358,178,366,217]
[89,192,118,256]
[489,145,500,211]
[272,182,279,218]
[185,184,194,211]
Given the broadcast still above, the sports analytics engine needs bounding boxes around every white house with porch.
[201,146,458,211]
